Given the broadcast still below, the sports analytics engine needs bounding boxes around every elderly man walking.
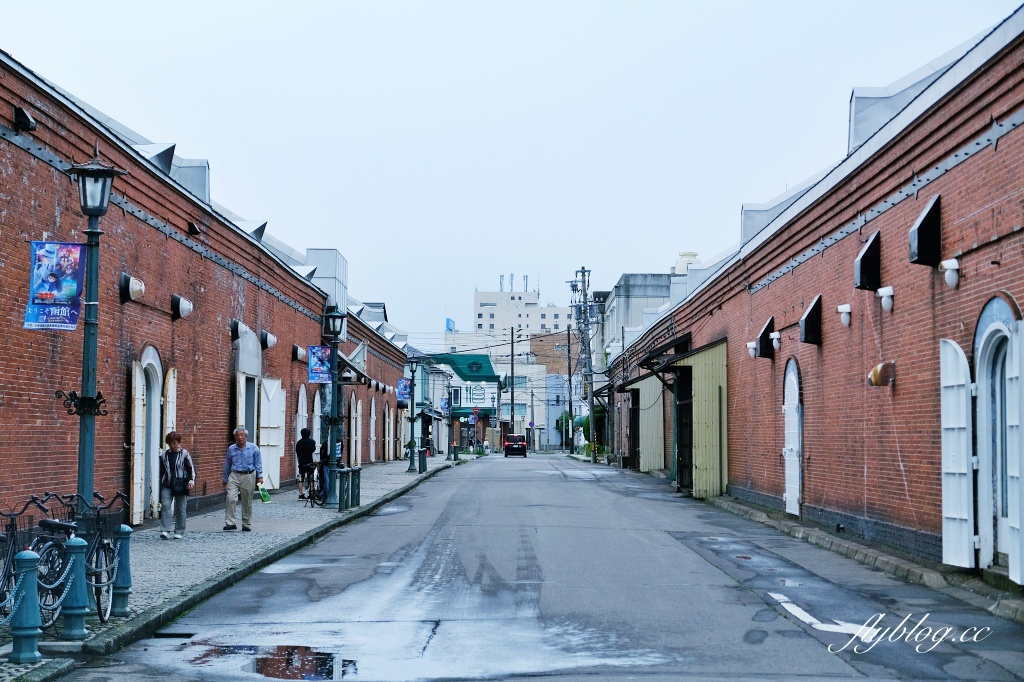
[222,425,264,531]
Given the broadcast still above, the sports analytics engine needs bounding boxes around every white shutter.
[312,389,323,462]
[1007,322,1023,584]
[163,368,177,438]
[296,384,308,443]
[259,378,285,489]
[130,361,146,525]
[940,339,975,568]
[235,372,247,431]
[783,403,801,516]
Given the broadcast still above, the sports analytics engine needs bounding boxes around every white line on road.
[768,592,880,643]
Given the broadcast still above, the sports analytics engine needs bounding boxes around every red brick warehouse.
[608,10,1024,586]
[0,48,405,522]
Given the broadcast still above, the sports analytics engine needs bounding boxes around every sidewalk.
[0,455,464,682]
[567,452,1024,627]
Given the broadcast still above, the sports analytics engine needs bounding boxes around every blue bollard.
[352,466,361,506]
[338,468,351,511]
[111,524,132,618]
[59,536,89,640]
[9,550,41,664]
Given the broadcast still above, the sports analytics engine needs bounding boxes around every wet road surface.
[62,454,1024,681]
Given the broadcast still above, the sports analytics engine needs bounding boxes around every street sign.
[490,417,496,427]
[472,407,479,415]
[529,421,534,427]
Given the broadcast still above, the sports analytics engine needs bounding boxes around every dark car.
[503,434,527,457]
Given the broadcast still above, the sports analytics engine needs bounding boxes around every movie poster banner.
[308,345,333,383]
[24,241,86,331]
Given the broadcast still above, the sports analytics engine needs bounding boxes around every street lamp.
[322,305,346,506]
[57,143,127,514]
[490,394,496,452]
[406,359,419,473]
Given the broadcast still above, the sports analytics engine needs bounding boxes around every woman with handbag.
[159,431,195,539]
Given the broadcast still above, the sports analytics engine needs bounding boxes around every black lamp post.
[57,144,127,513]
[406,359,419,473]
[322,305,346,506]
[490,394,496,452]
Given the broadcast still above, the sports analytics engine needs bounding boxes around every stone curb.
[708,497,1024,625]
[8,658,75,682]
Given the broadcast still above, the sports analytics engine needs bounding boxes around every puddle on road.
[192,645,353,680]
[142,519,679,681]
[370,503,412,516]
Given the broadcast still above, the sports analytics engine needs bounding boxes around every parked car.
[503,434,527,457]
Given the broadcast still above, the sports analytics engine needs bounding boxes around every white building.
[472,286,575,334]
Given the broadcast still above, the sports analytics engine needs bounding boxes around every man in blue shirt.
[222,425,264,531]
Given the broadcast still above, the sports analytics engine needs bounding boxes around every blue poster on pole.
[308,345,332,383]
[24,241,86,331]
[397,378,411,402]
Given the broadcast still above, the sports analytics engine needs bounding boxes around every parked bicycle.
[305,459,328,508]
[0,496,51,621]
[32,491,129,624]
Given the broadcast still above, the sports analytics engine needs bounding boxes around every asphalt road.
[63,453,1024,681]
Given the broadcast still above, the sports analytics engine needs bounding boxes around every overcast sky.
[3,1,1021,344]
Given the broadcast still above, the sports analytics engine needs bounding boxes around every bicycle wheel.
[0,546,14,618]
[310,470,327,507]
[36,543,64,629]
[90,541,115,622]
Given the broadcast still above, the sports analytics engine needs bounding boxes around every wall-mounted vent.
[908,194,941,266]
[854,231,881,291]
[800,295,822,345]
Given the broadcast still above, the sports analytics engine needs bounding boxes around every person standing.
[295,427,317,500]
[159,431,195,539]
[222,425,264,531]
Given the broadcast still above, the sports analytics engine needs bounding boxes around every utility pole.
[509,328,515,436]
[530,388,535,451]
[576,266,598,464]
[566,328,574,453]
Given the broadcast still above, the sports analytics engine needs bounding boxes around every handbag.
[172,476,189,496]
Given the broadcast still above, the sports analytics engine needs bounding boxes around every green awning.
[429,353,500,383]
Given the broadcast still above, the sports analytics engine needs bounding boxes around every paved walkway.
[0,455,460,682]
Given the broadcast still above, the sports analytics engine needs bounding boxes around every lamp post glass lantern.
[323,306,346,506]
[58,144,127,513]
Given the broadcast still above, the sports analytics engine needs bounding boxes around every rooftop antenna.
[511,273,515,292]
[500,274,504,292]
[524,275,528,293]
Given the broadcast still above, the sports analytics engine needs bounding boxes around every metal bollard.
[59,536,89,640]
[338,467,351,511]
[406,445,417,472]
[9,550,41,664]
[111,524,133,618]
[418,447,427,474]
[352,466,361,506]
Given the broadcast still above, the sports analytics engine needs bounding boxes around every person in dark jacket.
[159,431,195,539]
[295,428,317,499]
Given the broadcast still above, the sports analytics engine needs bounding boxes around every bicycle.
[33,491,129,624]
[305,459,328,508]
[0,496,51,621]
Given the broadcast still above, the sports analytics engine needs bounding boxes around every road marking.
[768,592,880,643]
